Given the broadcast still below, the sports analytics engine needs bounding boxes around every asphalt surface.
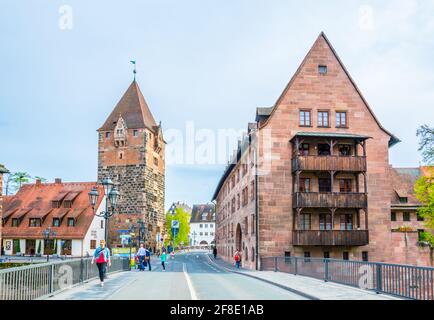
[49,251,307,300]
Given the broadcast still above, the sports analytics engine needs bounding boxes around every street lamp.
[42,227,57,262]
[88,177,120,247]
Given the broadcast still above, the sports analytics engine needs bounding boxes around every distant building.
[0,164,9,255]
[189,204,216,246]
[170,202,192,215]
[97,80,165,250]
[2,179,106,257]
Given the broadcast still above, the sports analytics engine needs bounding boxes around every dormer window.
[67,218,75,227]
[202,212,208,221]
[53,218,61,227]
[29,218,42,227]
[52,201,61,209]
[319,65,328,75]
[12,218,20,227]
[64,200,72,209]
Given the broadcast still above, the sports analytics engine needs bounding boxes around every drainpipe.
[255,122,260,271]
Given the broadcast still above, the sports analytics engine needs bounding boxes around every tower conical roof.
[99,81,157,131]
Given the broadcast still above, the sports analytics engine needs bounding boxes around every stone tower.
[97,81,165,249]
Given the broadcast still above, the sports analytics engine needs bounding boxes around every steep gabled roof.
[99,81,157,132]
[190,204,216,223]
[260,32,400,148]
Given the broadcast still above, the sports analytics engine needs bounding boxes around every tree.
[417,125,434,164]
[165,207,191,248]
[415,167,434,247]
[33,176,47,183]
[10,172,31,192]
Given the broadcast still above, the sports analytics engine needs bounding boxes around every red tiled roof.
[390,167,423,206]
[2,182,104,240]
[98,81,157,132]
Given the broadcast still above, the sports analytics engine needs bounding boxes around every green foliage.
[10,171,31,192]
[33,176,47,183]
[417,125,434,165]
[13,240,21,254]
[415,167,434,246]
[165,207,191,247]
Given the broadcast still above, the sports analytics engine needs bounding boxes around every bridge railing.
[0,256,130,300]
[261,257,434,300]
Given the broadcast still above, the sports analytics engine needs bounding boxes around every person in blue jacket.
[91,239,111,287]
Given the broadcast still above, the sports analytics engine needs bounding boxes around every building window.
[64,200,72,209]
[53,218,61,227]
[338,144,352,156]
[29,218,41,227]
[339,179,352,193]
[237,194,240,210]
[90,240,97,250]
[318,144,331,156]
[336,112,347,128]
[250,181,255,201]
[403,212,411,222]
[318,111,329,127]
[205,224,208,228]
[210,232,214,236]
[200,224,203,228]
[105,132,111,139]
[319,214,332,230]
[119,152,123,160]
[324,252,330,259]
[210,224,214,228]
[318,65,328,75]
[101,220,104,229]
[199,232,203,236]
[340,214,353,231]
[12,218,20,227]
[319,178,332,192]
[299,178,311,193]
[343,252,349,261]
[252,248,255,262]
[284,251,291,264]
[52,201,61,209]
[299,110,311,127]
[205,232,208,236]
[299,214,311,230]
[399,197,408,204]
[391,212,397,222]
[133,130,138,137]
[304,251,311,262]
[153,157,158,166]
[67,218,75,227]
[362,252,369,262]
[298,143,309,156]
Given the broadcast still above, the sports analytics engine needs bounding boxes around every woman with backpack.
[91,239,111,287]
[234,250,241,269]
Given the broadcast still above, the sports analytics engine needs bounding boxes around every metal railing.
[261,256,434,300]
[0,256,130,300]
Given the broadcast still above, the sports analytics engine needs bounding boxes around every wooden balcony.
[292,230,369,246]
[292,156,367,172]
[293,192,367,209]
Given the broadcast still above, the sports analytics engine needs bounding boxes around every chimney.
[55,178,62,184]
[35,179,42,186]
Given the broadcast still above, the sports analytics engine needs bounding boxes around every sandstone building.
[189,204,216,247]
[213,33,433,269]
[98,81,165,249]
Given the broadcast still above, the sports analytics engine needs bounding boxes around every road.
[49,251,307,300]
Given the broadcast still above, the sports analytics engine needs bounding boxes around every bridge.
[1,250,433,300]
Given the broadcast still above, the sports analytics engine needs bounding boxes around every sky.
[1,0,433,210]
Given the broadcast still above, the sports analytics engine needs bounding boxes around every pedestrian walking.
[160,251,167,271]
[91,240,111,287]
[213,246,217,259]
[146,247,152,271]
[234,250,241,269]
[136,243,147,271]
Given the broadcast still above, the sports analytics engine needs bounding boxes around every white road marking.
[183,263,198,300]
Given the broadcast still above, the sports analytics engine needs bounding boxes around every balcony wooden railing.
[292,230,369,246]
[293,192,367,208]
[292,156,367,172]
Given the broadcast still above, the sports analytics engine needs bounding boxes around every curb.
[205,254,320,300]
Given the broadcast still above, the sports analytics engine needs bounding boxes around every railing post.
[79,258,84,283]
[324,259,329,282]
[376,264,383,294]
[274,257,278,272]
[294,257,298,275]
[49,264,54,294]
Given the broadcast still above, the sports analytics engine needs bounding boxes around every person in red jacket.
[234,250,241,269]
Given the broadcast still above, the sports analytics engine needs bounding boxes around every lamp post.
[88,177,120,247]
[42,227,57,262]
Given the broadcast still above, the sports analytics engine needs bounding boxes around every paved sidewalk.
[207,255,401,300]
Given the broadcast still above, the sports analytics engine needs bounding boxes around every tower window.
[105,132,111,139]
[318,65,328,74]
[133,130,138,137]
[153,157,158,166]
